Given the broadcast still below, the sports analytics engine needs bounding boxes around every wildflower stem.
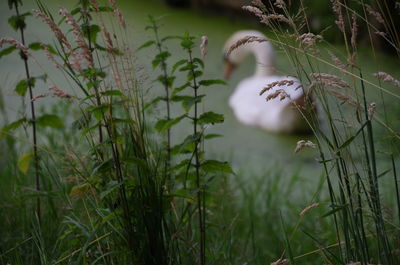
[14,1,41,224]
[188,46,205,265]
[152,20,171,177]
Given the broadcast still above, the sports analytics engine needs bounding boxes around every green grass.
[0,0,399,264]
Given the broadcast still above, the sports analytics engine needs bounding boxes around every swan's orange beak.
[224,60,236,80]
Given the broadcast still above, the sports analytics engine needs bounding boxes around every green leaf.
[18,152,33,174]
[161,35,180,42]
[204,134,222,139]
[156,51,171,60]
[180,38,194,49]
[201,160,233,174]
[28,42,44,50]
[88,105,109,121]
[70,7,81,15]
[179,63,198,72]
[172,94,205,112]
[137,40,155,51]
[69,183,91,199]
[15,80,28,96]
[193,58,204,68]
[91,159,113,175]
[0,46,16,59]
[82,24,100,43]
[100,180,121,199]
[101,90,124,97]
[171,133,201,155]
[321,204,348,218]
[198,111,224,125]
[98,6,114,12]
[378,169,391,178]
[172,82,190,95]
[8,14,28,31]
[182,94,205,112]
[36,114,64,128]
[157,75,175,88]
[337,121,367,151]
[155,114,186,133]
[15,78,35,96]
[188,70,203,80]
[2,118,26,132]
[168,159,191,173]
[144,96,165,110]
[172,59,187,73]
[171,95,191,102]
[199,79,227,87]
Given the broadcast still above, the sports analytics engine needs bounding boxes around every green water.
[2,0,398,180]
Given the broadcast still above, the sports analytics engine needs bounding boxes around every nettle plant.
[0,0,68,223]
[141,16,232,264]
[1,0,234,263]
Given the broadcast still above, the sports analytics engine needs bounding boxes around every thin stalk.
[14,1,41,223]
[80,1,103,148]
[360,72,393,265]
[188,47,205,265]
[391,155,400,225]
[152,22,172,175]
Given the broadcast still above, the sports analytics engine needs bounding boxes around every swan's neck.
[253,46,276,77]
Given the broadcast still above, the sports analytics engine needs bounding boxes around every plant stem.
[188,48,205,265]
[14,1,41,223]
[153,21,171,176]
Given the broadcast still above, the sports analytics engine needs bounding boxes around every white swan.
[223,30,312,134]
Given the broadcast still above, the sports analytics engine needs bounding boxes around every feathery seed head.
[300,202,319,216]
[0,37,31,57]
[294,140,316,153]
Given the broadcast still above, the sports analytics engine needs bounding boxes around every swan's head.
[223,30,276,79]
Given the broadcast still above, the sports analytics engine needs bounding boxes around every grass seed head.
[294,140,316,153]
[59,8,94,69]
[49,85,72,99]
[33,9,72,51]
[109,0,126,29]
[265,89,291,101]
[328,51,347,72]
[261,14,292,26]
[368,102,377,119]
[0,37,31,57]
[260,79,294,95]
[331,0,345,33]
[242,5,263,18]
[373,72,400,87]
[297,33,322,47]
[300,202,319,216]
[251,0,267,10]
[271,258,289,265]
[350,13,358,49]
[225,35,268,58]
[366,4,385,25]
[274,0,286,9]
[31,94,49,102]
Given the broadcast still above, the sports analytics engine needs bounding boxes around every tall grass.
[240,0,400,264]
[0,0,399,264]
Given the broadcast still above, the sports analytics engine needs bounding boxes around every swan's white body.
[224,30,311,134]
